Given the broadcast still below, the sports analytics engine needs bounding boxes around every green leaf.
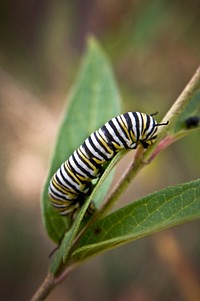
[173,90,200,133]
[50,150,127,275]
[41,37,121,243]
[72,179,200,262]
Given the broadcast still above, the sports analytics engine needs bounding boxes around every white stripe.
[90,132,110,159]
[120,114,129,129]
[104,121,124,146]
[120,114,136,148]
[90,132,105,155]
[112,117,126,140]
[49,180,71,197]
[85,137,105,161]
[115,116,130,144]
[75,148,97,177]
[96,130,113,159]
[97,129,114,159]
[60,164,81,191]
[56,167,76,191]
[128,112,139,140]
[68,155,88,178]
[49,183,75,200]
[145,116,155,136]
[51,199,76,210]
[98,128,108,142]
[137,112,143,139]
[50,194,68,202]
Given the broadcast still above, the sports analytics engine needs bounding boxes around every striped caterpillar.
[48,112,168,216]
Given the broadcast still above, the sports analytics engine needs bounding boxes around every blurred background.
[0,0,200,300]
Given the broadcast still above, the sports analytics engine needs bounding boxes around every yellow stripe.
[78,148,97,172]
[76,173,90,181]
[130,130,136,142]
[93,157,105,164]
[59,205,78,214]
[64,163,88,193]
[52,177,73,194]
[65,162,83,185]
[112,141,123,150]
[50,197,72,205]
[118,118,132,141]
[66,161,91,182]
[97,131,113,155]
[141,113,146,137]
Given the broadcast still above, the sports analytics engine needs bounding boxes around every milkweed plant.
[31,38,200,301]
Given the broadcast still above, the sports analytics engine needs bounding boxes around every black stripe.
[140,113,144,136]
[124,112,138,143]
[63,162,87,186]
[69,154,95,179]
[101,125,118,148]
[98,129,115,152]
[116,116,130,140]
[144,114,150,133]
[88,135,108,160]
[144,116,156,140]
[49,112,160,216]
[94,131,110,157]
[124,113,133,133]
[66,162,89,186]
[71,153,93,178]
[108,119,128,148]
[81,142,101,166]
[132,112,140,140]
[49,186,75,201]
[58,166,80,193]
[51,179,71,194]
[76,148,98,172]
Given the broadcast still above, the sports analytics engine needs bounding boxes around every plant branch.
[30,273,55,301]
[72,66,200,247]
[93,65,200,219]
[158,65,200,137]
[31,65,200,301]
[30,264,77,301]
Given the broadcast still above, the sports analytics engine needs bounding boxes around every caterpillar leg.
[87,200,96,215]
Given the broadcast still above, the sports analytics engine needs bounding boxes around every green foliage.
[50,150,126,274]
[41,37,121,243]
[173,90,200,133]
[72,179,200,262]
[41,37,200,277]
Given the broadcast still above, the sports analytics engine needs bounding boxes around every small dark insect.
[94,227,102,235]
[48,112,168,217]
[185,116,200,129]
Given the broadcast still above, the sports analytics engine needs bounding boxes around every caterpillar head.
[140,114,168,149]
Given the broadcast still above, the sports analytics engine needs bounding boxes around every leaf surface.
[41,37,121,243]
[72,179,200,262]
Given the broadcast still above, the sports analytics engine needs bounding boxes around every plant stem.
[99,147,144,217]
[96,65,200,218]
[30,273,55,301]
[31,65,200,301]
[73,65,200,245]
[158,65,200,137]
[30,264,76,301]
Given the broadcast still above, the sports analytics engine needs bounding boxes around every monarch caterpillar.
[48,112,168,216]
